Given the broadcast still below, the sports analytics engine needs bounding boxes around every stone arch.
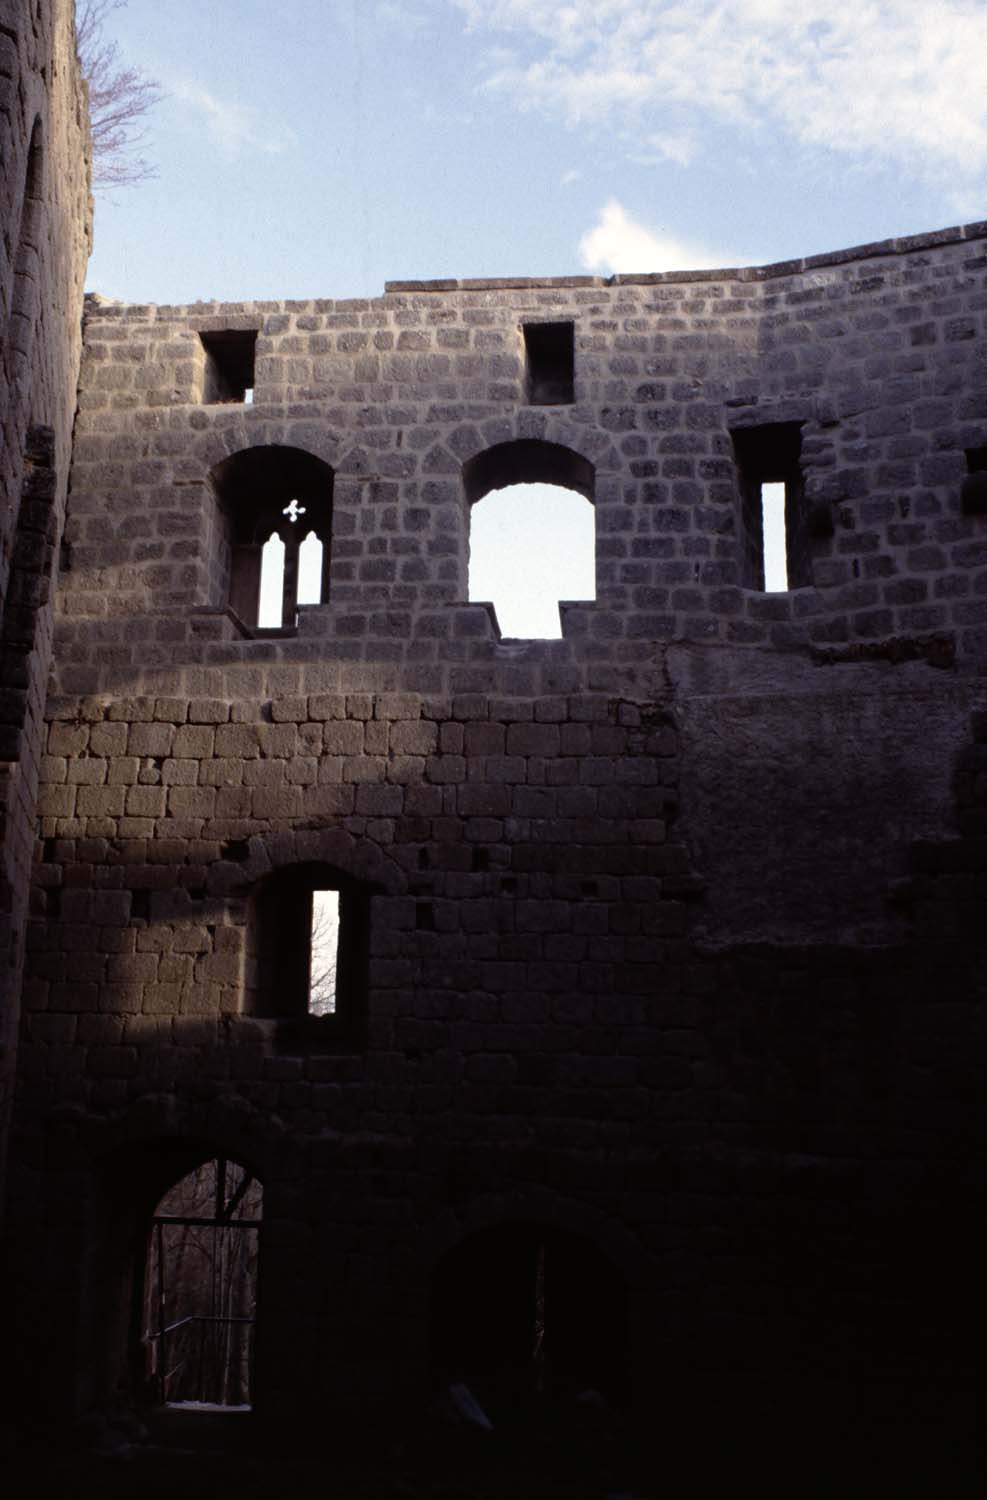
[50,1094,285,1418]
[209,825,406,899]
[420,1188,649,1407]
[460,438,597,632]
[422,1186,645,1290]
[143,1154,263,1407]
[425,1191,638,1407]
[463,438,595,508]
[196,416,345,476]
[207,445,334,627]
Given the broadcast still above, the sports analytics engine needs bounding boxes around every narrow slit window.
[257,533,285,627]
[246,863,370,1037]
[523,322,575,405]
[309,888,339,1016]
[761,482,789,592]
[731,422,806,591]
[200,330,257,404]
[297,531,324,606]
[962,446,987,514]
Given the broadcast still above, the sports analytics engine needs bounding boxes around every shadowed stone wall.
[0,0,91,1204]
[10,224,987,1429]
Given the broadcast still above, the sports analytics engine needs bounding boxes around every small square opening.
[524,322,575,406]
[201,330,257,404]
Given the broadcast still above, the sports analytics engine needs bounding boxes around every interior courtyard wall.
[0,0,91,1204]
[9,222,987,1425]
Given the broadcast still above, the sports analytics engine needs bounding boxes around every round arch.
[52,1094,285,1420]
[430,1217,628,1407]
[208,445,334,628]
[461,440,597,635]
[462,439,595,507]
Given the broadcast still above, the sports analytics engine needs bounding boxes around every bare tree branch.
[309,891,338,1016]
[76,0,164,187]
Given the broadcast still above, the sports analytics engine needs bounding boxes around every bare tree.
[308,890,339,1016]
[76,0,163,187]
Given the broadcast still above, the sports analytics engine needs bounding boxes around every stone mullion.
[281,532,300,626]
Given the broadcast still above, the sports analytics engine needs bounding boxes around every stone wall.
[10,223,987,1430]
[0,0,91,1202]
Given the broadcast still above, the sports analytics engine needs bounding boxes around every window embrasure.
[200,330,257,405]
[731,422,810,591]
[209,446,333,630]
[463,439,595,638]
[245,864,369,1038]
[522,321,575,406]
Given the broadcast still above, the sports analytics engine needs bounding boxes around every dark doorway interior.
[431,1223,627,1413]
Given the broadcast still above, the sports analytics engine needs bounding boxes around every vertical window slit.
[309,888,339,1016]
[257,533,285,627]
[297,531,324,606]
[761,481,789,592]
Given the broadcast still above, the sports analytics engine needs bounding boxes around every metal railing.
[146,1314,255,1407]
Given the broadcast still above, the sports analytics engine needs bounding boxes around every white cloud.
[174,82,298,156]
[560,167,581,186]
[450,1,987,191]
[578,199,750,275]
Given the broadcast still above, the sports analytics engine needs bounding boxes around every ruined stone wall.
[11,225,987,1428]
[0,0,91,1202]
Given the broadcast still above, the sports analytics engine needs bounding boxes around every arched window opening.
[209,447,333,629]
[431,1223,627,1418]
[464,441,595,639]
[143,1158,262,1410]
[246,863,368,1032]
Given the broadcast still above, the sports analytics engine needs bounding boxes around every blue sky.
[85,2,987,635]
[89,0,987,304]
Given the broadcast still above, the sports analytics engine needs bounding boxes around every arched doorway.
[142,1157,262,1409]
[431,1222,627,1413]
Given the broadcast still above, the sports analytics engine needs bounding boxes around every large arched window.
[464,441,595,638]
[210,446,333,629]
[143,1157,262,1409]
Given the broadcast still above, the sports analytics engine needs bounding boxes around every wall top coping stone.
[83,219,987,320]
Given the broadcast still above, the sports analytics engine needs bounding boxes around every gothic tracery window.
[209,446,333,629]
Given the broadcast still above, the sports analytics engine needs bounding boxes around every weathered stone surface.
[7,12,987,1446]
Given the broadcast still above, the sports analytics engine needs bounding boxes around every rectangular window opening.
[962,446,987,513]
[201,330,258,405]
[524,321,575,406]
[308,889,339,1016]
[761,482,789,592]
[731,422,805,591]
